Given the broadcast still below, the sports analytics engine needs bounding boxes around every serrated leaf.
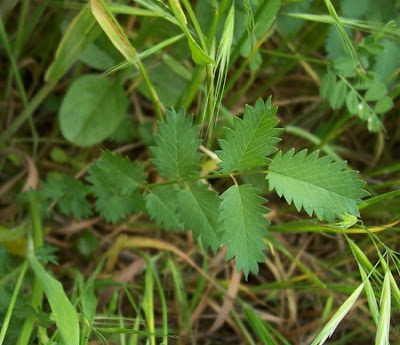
[146,185,182,232]
[96,190,143,223]
[87,150,147,223]
[217,98,281,173]
[266,149,368,222]
[374,96,393,114]
[42,175,91,219]
[151,108,202,180]
[219,184,269,279]
[177,182,220,252]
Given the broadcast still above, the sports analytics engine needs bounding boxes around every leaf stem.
[143,169,269,190]
[0,81,56,145]
[16,198,44,345]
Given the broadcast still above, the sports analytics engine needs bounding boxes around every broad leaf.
[329,78,347,109]
[364,81,387,102]
[374,96,393,114]
[374,39,400,83]
[341,0,371,19]
[59,74,127,147]
[151,108,202,180]
[87,151,147,223]
[345,90,360,114]
[219,184,269,278]
[217,98,281,173]
[267,149,368,222]
[146,185,182,232]
[320,71,336,99]
[28,255,79,345]
[177,182,221,252]
[42,175,91,219]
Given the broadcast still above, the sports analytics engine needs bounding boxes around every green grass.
[1,0,400,344]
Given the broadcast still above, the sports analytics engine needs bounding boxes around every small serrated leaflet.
[151,108,202,180]
[219,184,270,279]
[267,149,368,222]
[177,182,221,252]
[217,97,281,173]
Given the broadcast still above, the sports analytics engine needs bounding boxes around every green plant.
[38,98,367,279]
[1,0,400,344]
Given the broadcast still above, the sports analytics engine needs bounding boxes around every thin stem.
[0,16,39,156]
[0,261,29,345]
[180,0,208,51]
[0,81,56,145]
[359,190,400,210]
[16,198,44,345]
[136,59,165,121]
[143,169,269,190]
[203,0,230,148]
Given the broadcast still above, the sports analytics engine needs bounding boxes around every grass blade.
[28,254,80,345]
[90,0,164,121]
[45,6,101,82]
[142,262,155,345]
[311,282,364,345]
[0,261,28,345]
[376,271,391,345]
[359,265,379,325]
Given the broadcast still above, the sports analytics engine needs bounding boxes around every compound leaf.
[87,150,147,223]
[177,182,221,252]
[151,108,202,180]
[217,98,281,173]
[219,184,269,279]
[146,185,182,232]
[267,149,368,222]
[42,174,91,219]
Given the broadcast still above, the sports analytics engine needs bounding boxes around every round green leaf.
[346,90,359,114]
[374,96,394,114]
[320,71,336,99]
[59,74,127,147]
[364,81,387,101]
[329,79,347,109]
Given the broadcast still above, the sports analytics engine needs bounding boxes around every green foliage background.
[0,0,400,344]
